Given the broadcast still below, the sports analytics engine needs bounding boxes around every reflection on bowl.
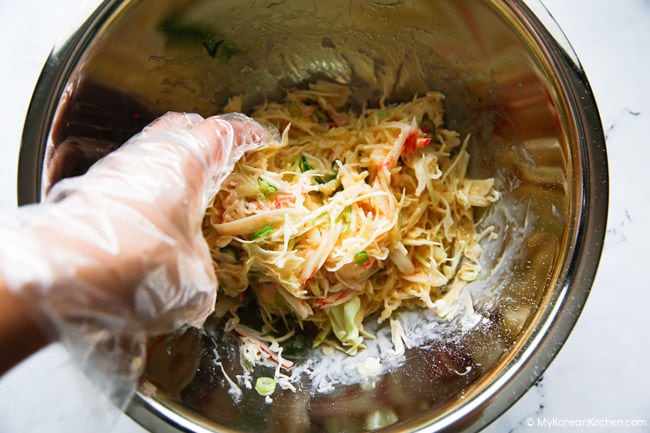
[19,0,607,431]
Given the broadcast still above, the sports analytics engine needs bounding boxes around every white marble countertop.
[0,1,648,432]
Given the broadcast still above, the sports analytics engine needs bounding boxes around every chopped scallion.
[354,250,369,265]
[299,154,312,172]
[250,224,273,240]
[258,178,278,196]
[420,117,436,136]
[311,211,329,226]
[283,334,307,355]
[315,174,336,185]
[287,101,302,117]
[339,206,352,233]
[375,108,392,120]
[313,107,329,123]
[254,376,276,396]
[365,108,393,124]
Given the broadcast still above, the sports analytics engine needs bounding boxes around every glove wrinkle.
[0,112,272,411]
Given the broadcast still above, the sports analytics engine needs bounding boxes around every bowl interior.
[21,0,605,432]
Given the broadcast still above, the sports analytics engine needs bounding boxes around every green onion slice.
[299,154,312,172]
[420,117,436,136]
[288,101,303,117]
[254,376,276,396]
[258,178,278,196]
[339,206,352,233]
[354,250,369,265]
[313,107,329,123]
[283,334,307,354]
[250,224,273,240]
[365,108,393,124]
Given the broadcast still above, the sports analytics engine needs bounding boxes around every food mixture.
[202,81,500,398]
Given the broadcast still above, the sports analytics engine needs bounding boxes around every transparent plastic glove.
[0,112,272,410]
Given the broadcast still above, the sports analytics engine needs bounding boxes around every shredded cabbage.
[204,81,500,356]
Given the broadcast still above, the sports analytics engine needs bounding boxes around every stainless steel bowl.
[19,0,607,431]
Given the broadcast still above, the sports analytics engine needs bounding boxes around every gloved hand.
[0,112,272,407]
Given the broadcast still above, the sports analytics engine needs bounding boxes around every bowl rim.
[17,0,608,431]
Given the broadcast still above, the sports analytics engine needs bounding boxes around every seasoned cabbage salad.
[203,82,500,394]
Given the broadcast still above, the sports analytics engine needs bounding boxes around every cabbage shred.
[204,81,500,356]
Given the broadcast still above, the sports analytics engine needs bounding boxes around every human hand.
[0,111,272,403]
